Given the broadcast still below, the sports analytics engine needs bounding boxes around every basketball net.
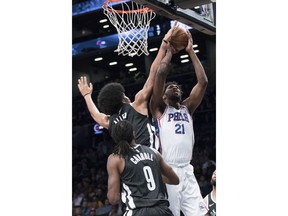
[103,0,156,57]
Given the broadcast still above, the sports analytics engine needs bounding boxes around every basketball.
[169,27,188,52]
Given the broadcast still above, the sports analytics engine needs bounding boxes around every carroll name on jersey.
[130,152,154,165]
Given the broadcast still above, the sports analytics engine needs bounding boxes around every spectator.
[81,198,91,216]
[203,169,216,216]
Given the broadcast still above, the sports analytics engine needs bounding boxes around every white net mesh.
[103,0,156,57]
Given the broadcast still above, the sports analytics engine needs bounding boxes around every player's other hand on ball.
[168,44,177,55]
[164,28,175,42]
[164,21,179,42]
[185,30,194,52]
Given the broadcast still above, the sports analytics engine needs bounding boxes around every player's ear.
[122,94,131,104]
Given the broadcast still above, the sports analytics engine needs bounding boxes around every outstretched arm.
[78,76,109,129]
[149,45,175,119]
[182,30,208,115]
[133,23,179,115]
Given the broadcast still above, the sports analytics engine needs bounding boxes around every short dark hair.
[164,81,183,101]
[97,82,125,115]
[164,81,182,92]
[111,120,135,157]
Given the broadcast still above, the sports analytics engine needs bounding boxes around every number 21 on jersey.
[175,123,185,134]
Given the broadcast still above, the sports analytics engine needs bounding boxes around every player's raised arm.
[150,44,175,119]
[133,23,179,115]
[182,30,208,115]
[78,76,109,129]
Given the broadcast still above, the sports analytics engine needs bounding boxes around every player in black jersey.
[204,169,216,216]
[106,120,179,216]
[77,24,178,148]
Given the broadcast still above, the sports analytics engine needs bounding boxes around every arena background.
[72,1,216,215]
[1,1,288,216]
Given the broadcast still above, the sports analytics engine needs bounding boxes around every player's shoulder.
[121,103,134,111]
[137,144,158,154]
[145,146,161,160]
[108,153,122,163]
[180,104,188,109]
[148,146,160,154]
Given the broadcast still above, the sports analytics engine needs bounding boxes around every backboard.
[132,0,216,35]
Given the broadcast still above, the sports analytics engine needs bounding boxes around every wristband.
[83,92,90,97]
[163,39,168,44]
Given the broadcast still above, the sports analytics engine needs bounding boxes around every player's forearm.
[161,175,170,184]
[146,39,169,88]
[107,192,121,205]
[84,95,100,117]
[83,95,108,128]
[162,175,179,185]
[162,169,179,185]
[142,28,172,96]
[188,49,208,85]
[149,29,172,73]
[151,51,172,100]
[142,41,171,99]
[157,50,172,77]
[150,42,167,71]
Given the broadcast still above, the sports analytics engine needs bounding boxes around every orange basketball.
[169,27,188,52]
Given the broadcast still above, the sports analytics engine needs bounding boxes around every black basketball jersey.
[207,192,216,216]
[121,144,169,210]
[109,103,156,147]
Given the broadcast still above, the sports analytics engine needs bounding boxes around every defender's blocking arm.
[78,76,109,129]
[133,23,179,115]
[149,45,175,119]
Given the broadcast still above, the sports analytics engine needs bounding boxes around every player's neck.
[131,140,137,147]
[168,101,181,109]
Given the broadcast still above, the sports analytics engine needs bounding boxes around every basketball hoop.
[103,0,156,57]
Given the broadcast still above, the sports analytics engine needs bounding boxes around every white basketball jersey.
[157,105,194,166]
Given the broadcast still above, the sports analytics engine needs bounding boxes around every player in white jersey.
[150,30,208,216]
